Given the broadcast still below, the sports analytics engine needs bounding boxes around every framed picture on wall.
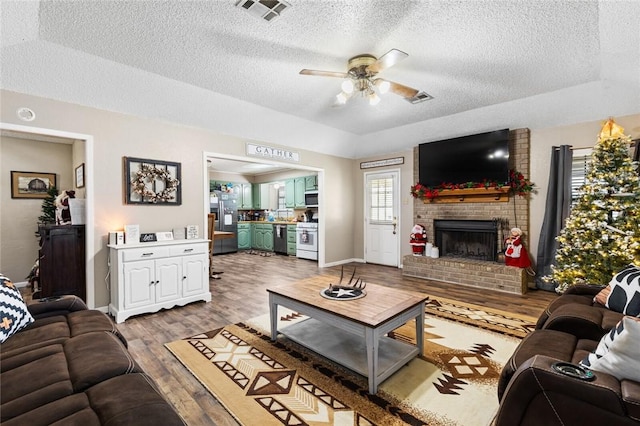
[75,163,85,188]
[124,157,182,205]
[10,171,57,199]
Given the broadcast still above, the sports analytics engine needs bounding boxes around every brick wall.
[403,255,527,294]
[404,128,532,294]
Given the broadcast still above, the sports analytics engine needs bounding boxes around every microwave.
[304,190,318,207]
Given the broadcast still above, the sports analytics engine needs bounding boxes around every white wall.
[1,90,357,309]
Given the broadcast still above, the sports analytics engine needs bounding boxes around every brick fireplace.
[403,128,531,295]
[434,219,499,262]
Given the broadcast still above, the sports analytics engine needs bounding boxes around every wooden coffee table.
[267,276,427,394]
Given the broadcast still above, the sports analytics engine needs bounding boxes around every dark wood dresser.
[38,224,86,301]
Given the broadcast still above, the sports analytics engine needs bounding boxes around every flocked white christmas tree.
[548,118,640,293]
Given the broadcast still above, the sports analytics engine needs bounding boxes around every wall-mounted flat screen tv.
[418,129,510,187]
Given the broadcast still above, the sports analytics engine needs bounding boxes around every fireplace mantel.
[423,187,510,203]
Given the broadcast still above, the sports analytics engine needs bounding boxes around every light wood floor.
[63,253,559,425]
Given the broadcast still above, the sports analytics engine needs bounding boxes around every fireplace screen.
[434,219,499,261]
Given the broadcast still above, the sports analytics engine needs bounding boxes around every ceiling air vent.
[236,0,291,22]
[405,91,434,104]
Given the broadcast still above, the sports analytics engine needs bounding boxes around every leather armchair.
[496,355,640,426]
[497,284,639,425]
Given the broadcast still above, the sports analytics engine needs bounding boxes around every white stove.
[296,222,318,260]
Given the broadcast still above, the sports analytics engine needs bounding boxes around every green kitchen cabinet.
[287,224,297,255]
[251,224,259,249]
[252,183,268,209]
[284,178,307,208]
[285,179,295,208]
[294,178,306,208]
[262,224,274,251]
[252,223,273,251]
[237,223,251,250]
[239,183,253,209]
[305,175,318,191]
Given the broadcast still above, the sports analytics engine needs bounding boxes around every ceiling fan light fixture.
[368,92,380,106]
[376,79,390,94]
[336,92,349,104]
[341,79,354,94]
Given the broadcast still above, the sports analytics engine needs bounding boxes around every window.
[369,177,394,222]
[571,148,592,202]
[277,187,285,210]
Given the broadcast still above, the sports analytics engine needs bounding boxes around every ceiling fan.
[300,49,428,106]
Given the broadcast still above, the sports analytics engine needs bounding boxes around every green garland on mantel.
[410,169,535,201]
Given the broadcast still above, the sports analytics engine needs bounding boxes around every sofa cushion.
[0,274,34,343]
[65,332,140,392]
[594,264,640,315]
[86,373,186,425]
[1,393,101,426]
[0,345,74,421]
[0,310,126,358]
[1,332,143,421]
[540,302,623,341]
[580,316,640,382]
[3,374,187,426]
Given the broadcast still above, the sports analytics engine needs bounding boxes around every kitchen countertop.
[238,221,298,225]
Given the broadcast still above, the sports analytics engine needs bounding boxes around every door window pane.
[369,177,393,222]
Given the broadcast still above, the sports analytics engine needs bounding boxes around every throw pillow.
[593,264,640,316]
[0,274,35,343]
[580,316,640,382]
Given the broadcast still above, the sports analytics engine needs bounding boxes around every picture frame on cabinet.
[124,157,181,205]
[10,171,57,199]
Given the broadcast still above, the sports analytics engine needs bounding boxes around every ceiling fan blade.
[385,80,420,99]
[367,49,408,73]
[300,69,349,78]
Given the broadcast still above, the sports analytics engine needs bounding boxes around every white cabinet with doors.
[108,240,211,323]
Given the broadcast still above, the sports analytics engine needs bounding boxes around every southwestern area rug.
[166,298,537,426]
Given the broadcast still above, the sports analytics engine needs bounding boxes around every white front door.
[365,170,399,266]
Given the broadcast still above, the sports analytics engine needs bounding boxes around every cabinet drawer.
[170,243,207,257]
[287,232,297,243]
[122,247,171,261]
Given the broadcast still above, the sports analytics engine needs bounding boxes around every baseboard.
[322,258,365,268]
[323,258,406,268]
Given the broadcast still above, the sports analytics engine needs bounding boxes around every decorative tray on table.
[320,267,367,301]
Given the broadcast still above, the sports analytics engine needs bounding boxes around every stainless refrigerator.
[210,191,238,254]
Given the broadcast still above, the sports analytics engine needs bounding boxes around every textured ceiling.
[1,1,639,160]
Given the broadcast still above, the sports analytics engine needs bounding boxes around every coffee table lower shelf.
[278,318,419,388]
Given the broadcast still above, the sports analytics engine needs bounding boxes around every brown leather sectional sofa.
[0,295,185,425]
[496,285,639,425]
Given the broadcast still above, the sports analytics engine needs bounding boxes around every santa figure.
[55,190,76,225]
[504,227,532,268]
[410,224,428,255]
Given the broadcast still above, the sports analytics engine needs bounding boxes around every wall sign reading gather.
[246,143,300,162]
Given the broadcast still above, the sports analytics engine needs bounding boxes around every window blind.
[369,177,393,222]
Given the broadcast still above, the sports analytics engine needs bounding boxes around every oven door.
[296,228,317,251]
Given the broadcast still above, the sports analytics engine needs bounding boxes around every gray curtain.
[535,145,572,291]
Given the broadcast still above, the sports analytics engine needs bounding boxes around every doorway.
[0,122,95,308]
[364,170,400,267]
[203,152,325,265]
